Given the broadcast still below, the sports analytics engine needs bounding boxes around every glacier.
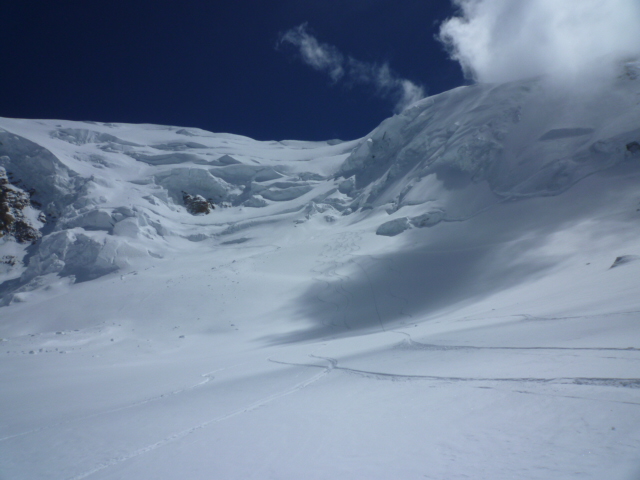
[1,66,640,479]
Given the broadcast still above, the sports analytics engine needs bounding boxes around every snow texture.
[1,71,640,480]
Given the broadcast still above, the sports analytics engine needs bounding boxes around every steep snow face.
[340,63,640,230]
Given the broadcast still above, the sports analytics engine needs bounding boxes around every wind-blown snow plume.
[278,24,424,112]
[439,0,640,83]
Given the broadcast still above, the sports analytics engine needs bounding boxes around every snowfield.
[1,66,640,479]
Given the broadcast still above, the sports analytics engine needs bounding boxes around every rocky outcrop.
[0,167,43,244]
[182,192,216,215]
[610,255,640,269]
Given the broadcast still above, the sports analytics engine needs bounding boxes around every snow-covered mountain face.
[2,63,640,480]
[0,120,358,302]
[2,64,639,303]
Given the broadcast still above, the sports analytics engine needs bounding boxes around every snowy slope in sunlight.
[1,63,640,480]
[0,120,357,304]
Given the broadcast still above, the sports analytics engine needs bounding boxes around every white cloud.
[279,24,345,82]
[278,24,424,112]
[439,0,640,84]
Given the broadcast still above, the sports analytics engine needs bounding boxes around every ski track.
[0,365,241,443]
[400,339,640,353]
[515,311,640,322]
[271,254,640,395]
[337,366,640,389]
[66,360,334,480]
[6,259,640,476]
[510,388,640,406]
[271,353,640,391]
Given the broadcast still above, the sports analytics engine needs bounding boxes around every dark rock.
[182,191,216,215]
[627,141,640,153]
[1,255,17,266]
[0,168,42,243]
[610,255,640,269]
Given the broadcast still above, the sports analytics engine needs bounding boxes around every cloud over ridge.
[278,24,424,112]
[439,0,640,84]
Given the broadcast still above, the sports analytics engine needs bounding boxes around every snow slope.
[1,64,640,479]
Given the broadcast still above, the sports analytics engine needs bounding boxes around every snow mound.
[376,210,445,236]
[376,217,410,236]
[154,168,233,204]
[21,229,117,282]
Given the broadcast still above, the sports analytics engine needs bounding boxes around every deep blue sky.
[2,1,464,141]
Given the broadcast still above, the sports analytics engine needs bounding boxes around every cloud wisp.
[278,24,424,112]
[439,0,640,84]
